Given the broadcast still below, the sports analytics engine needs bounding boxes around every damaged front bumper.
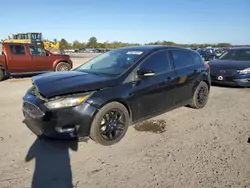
[22,93,98,142]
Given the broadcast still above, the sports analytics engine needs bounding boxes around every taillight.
[204,63,210,70]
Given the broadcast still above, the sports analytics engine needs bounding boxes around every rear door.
[133,49,178,119]
[28,45,54,72]
[5,44,33,73]
[169,49,201,104]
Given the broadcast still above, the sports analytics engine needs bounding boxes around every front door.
[28,45,53,72]
[133,49,177,119]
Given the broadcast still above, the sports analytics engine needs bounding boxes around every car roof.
[229,47,250,50]
[117,45,188,52]
[2,42,33,45]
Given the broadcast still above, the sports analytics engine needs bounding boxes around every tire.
[90,102,130,146]
[0,69,4,81]
[55,62,71,72]
[189,81,209,109]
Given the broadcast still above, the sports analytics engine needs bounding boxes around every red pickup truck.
[0,42,73,81]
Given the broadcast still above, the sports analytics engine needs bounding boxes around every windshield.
[74,49,145,76]
[219,49,250,61]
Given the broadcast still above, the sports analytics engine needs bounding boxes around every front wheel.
[0,69,4,81]
[90,102,130,146]
[55,62,71,72]
[189,81,209,109]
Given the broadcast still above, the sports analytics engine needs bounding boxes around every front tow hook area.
[55,124,80,133]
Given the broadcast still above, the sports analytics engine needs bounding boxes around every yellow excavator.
[2,32,62,54]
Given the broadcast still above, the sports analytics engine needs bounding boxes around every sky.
[1,0,250,45]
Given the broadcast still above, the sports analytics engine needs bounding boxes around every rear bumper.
[22,93,98,141]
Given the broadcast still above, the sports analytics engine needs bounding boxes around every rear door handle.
[165,77,174,82]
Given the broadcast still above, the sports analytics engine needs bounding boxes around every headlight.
[238,68,250,74]
[44,92,94,110]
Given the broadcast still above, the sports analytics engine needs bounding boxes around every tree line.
[55,37,249,50]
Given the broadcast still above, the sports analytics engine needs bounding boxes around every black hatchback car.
[22,45,211,146]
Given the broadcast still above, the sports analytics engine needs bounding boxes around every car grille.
[210,67,238,77]
[23,102,44,118]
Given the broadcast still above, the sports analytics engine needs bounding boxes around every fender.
[191,71,211,96]
[86,87,134,122]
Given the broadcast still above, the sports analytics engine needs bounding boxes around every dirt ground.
[0,54,250,188]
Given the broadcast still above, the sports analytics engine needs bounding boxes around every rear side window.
[171,50,193,69]
[139,50,171,73]
[10,44,25,55]
[190,52,203,65]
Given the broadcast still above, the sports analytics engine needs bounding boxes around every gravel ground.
[0,55,250,188]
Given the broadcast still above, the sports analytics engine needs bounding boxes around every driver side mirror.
[137,69,155,78]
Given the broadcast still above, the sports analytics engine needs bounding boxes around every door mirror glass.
[137,69,155,78]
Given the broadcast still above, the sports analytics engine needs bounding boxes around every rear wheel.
[90,102,130,146]
[189,81,209,109]
[0,69,4,81]
[55,62,71,72]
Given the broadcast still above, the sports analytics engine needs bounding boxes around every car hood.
[32,71,117,98]
[52,54,70,58]
[208,59,250,69]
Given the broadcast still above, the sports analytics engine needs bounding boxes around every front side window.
[75,49,145,76]
[171,50,194,69]
[219,49,250,61]
[139,50,171,73]
[29,45,46,56]
[10,44,25,55]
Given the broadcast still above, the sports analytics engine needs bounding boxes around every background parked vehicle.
[2,32,63,54]
[22,45,211,146]
[0,42,73,81]
[208,47,250,87]
[196,48,216,61]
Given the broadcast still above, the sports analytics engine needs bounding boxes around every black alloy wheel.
[99,109,126,141]
[90,102,130,146]
[189,81,209,109]
[197,86,208,105]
